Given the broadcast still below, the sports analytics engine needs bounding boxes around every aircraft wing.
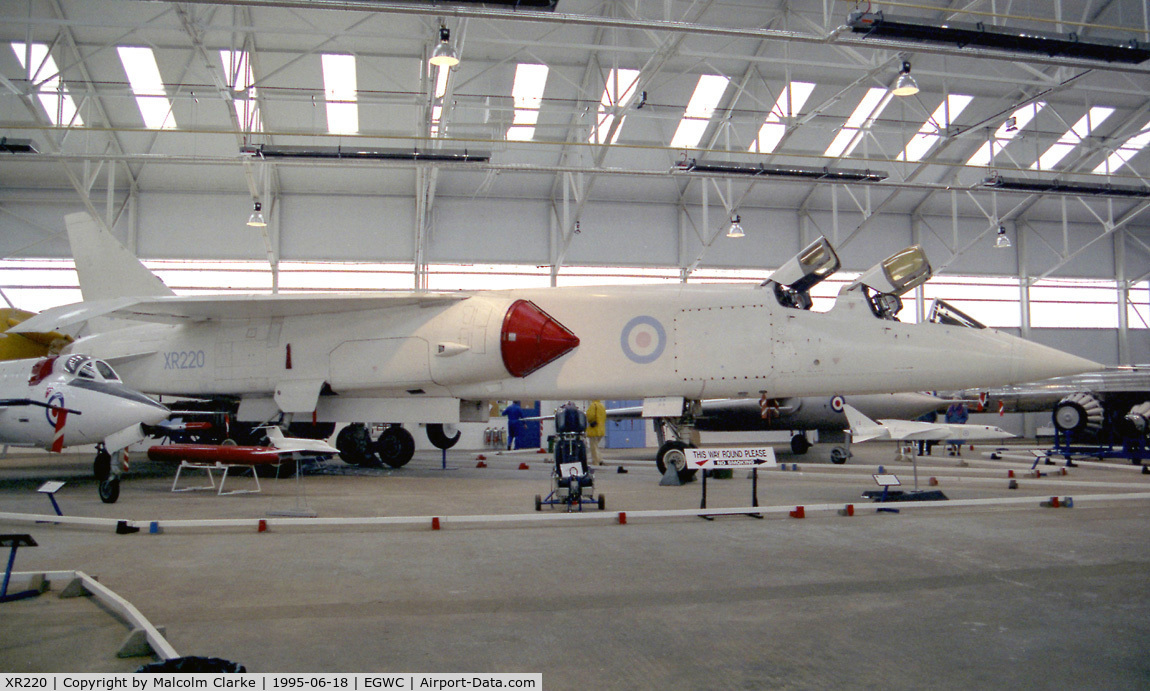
[10,292,470,332]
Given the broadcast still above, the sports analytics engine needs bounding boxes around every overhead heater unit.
[982,174,1150,199]
[241,145,490,163]
[847,11,1150,64]
[393,0,557,9]
[0,137,38,154]
[675,158,888,182]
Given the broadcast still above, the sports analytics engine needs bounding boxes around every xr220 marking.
[164,350,206,370]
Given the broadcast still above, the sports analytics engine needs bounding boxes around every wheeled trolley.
[534,403,605,512]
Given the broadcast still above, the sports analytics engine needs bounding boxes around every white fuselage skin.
[0,356,170,449]
[60,283,1100,425]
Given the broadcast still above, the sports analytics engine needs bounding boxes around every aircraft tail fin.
[843,404,887,442]
[65,212,174,301]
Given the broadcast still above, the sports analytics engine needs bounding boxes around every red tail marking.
[50,409,67,453]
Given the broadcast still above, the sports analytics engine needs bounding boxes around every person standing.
[586,399,606,465]
[504,401,524,450]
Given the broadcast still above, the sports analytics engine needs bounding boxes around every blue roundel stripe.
[620,316,666,364]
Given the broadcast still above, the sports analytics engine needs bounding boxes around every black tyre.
[93,449,112,482]
[376,426,415,468]
[790,434,811,455]
[427,423,461,450]
[534,494,542,511]
[598,494,606,511]
[830,446,848,464]
[655,441,698,483]
[98,477,120,504]
[336,423,374,466]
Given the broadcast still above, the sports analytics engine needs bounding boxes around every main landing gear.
[654,402,703,484]
[336,422,461,468]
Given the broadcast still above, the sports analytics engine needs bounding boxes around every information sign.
[686,447,777,469]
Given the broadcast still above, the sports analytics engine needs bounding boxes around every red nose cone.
[501,299,580,378]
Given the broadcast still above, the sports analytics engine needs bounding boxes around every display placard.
[685,447,777,469]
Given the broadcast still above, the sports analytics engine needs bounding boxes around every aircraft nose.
[1009,338,1104,383]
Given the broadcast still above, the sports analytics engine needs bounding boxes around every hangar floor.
[1,442,1149,688]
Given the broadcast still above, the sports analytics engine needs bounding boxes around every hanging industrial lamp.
[994,224,1011,249]
[247,200,266,227]
[727,213,745,238]
[892,61,919,97]
[429,26,460,68]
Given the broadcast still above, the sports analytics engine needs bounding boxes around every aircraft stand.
[0,534,43,603]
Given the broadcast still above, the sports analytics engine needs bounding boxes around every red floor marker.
[618,512,627,525]
[789,506,805,519]
[518,462,530,470]
[257,519,267,533]
[476,461,487,468]
[432,517,441,530]
[1008,469,1015,478]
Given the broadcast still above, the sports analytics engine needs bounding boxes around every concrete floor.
[1,442,1149,689]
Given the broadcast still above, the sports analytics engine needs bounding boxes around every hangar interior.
[1,0,1148,376]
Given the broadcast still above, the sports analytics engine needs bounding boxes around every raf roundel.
[830,395,846,413]
[45,392,65,427]
[620,316,666,364]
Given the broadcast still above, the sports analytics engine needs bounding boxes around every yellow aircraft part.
[0,308,72,360]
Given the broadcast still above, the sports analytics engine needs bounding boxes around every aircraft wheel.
[427,423,461,450]
[598,494,606,511]
[98,477,120,504]
[377,426,415,468]
[336,423,374,466]
[790,434,812,455]
[534,495,542,512]
[93,449,112,482]
[830,446,849,464]
[656,441,698,483]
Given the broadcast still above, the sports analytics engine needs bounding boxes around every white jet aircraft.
[843,404,1013,444]
[0,353,170,501]
[13,213,1099,474]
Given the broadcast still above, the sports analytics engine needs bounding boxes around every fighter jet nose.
[1010,339,1104,383]
[501,299,580,377]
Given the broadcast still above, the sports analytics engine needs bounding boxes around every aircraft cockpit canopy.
[763,236,840,310]
[848,245,933,321]
[928,299,987,330]
[62,354,122,383]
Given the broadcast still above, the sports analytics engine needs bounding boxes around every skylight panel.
[749,81,815,154]
[670,74,730,149]
[321,53,359,135]
[824,87,892,158]
[898,94,973,162]
[590,68,640,145]
[966,101,1045,167]
[1092,118,1150,175]
[11,42,83,126]
[117,46,177,130]
[507,63,548,142]
[1031,106,1114,171]
[220,49,261,133]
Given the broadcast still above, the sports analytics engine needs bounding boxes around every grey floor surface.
[1,443,1148,690]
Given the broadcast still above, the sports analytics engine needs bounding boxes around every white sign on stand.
[686,447,777,470]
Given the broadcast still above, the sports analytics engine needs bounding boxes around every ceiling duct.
[675,158,887,182]
[981,174,1150,199]
[241,144,490,163]
[847,11,1150,64]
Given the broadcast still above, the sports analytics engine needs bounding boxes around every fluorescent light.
[507,63,548,142]
[434,65,450,99]
[670,74,730,149]
[749,81,815,154]
[590,68,640,144]
[220,50,262,133]
[1093,118,1150,175]
[824,87,892,158]
[117,46,177,129]
[898,94,973,162]
[11,42,83,126]
[1031,106,1114,171]
[321,54,359,135]
[966,101,1045,167]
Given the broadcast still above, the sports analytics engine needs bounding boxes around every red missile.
[500,299,580,378]
[147,444,289,465]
